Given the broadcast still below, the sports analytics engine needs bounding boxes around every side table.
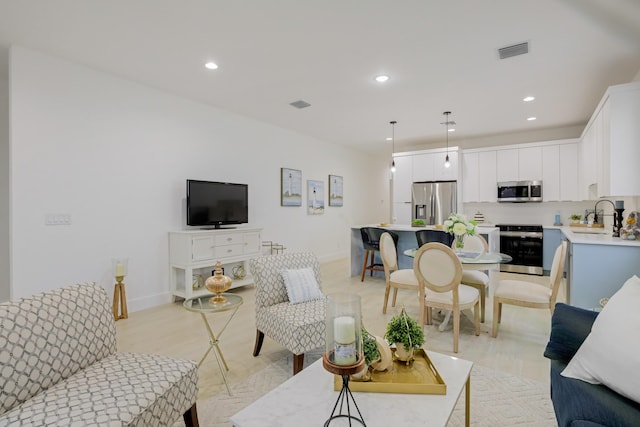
[183,293,243,395]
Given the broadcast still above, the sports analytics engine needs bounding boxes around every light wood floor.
[116,257,563,400]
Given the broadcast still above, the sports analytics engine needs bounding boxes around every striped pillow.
[281,268,323,304]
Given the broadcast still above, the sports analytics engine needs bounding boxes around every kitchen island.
[350,224,499,276]
[561,227,640,309]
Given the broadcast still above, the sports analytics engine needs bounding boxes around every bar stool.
[415,229,453,247]
[360,227,398,282]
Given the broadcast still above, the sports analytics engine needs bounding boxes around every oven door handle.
[500,231,543,238]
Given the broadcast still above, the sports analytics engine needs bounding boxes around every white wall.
[0,78,9,301]
[8,46,389,309]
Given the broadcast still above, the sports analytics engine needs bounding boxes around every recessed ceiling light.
[375,75,390,83]
[523,96,535,102]
[527,117,537,121]
[386,137,392,141]
[448,128,455,132]
[205,62,218,70]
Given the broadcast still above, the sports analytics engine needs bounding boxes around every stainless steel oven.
[497,224,543,275]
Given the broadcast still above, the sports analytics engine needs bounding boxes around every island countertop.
[561,227,639,247]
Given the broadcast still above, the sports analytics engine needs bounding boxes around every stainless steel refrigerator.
[412,181,457,225]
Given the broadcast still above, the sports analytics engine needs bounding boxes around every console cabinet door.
[191,236,215,262]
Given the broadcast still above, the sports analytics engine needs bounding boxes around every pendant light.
[390,120,397,173]
[442,111,455,168]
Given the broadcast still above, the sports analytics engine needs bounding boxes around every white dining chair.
[380,232,419,314]
[452,234,490,323]
[492,240,568,338]
[414,242,480,353]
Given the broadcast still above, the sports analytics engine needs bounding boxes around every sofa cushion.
[281,267,323,304]
[561,275,640,404]
[544,303,598,363]
[0,352,198,427]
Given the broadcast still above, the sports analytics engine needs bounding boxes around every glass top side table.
[183,293,243,395]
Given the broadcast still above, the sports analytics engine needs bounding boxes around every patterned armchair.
[0,283,199,427]
[250,252,325,375]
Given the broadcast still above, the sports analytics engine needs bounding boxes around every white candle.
[115,263,124,277]
[334,316,355,344]
[333,316,356,365]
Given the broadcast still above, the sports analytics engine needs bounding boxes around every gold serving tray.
[570,223,605,228]
[333,349,446,395]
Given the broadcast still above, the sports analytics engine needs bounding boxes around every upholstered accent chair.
[0,283,199,426]
[250,252,325,375]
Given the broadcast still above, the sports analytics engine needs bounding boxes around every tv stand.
[169,227,262,300]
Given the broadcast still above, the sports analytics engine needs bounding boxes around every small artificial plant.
[411,219,426,227]
[385,308,424,350]
[570,214,582,222]
[362,326,380,365]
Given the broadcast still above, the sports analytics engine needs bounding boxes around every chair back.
[451,234,488,253]
[415,229,453,247]
[548,241,568,306]
[361,227,397,251]
[249,252,321,310]
[379,232,398,274]
[414,242,463,299]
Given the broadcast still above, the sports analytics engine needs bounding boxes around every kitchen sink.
[571,229,609,235]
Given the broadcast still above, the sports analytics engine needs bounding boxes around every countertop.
[561,227,640,247]
[351,224,499,232]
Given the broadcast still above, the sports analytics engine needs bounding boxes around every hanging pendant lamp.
[390,120,397,173]
[442,111,455,168]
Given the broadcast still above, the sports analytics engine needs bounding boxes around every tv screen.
[186,180,248,228]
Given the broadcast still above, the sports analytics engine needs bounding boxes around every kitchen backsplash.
[463,196,638,228]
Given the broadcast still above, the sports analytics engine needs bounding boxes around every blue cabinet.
[543,228,564,273]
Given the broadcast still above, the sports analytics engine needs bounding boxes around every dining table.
[403,248,512,331]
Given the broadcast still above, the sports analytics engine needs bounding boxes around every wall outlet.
[45,214,72,225]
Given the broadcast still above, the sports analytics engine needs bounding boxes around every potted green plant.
[352,326,381,381]
[411,219,426,227]
[385,308,424,362]
[570,214,582,224]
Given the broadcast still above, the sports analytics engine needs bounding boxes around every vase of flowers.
[444,213,477,252]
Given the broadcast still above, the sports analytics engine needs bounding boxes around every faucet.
[593,199,615,224]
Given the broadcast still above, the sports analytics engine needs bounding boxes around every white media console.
[169,227,263,300]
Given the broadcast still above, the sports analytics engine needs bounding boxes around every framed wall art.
[281,168,302,206]
[328,175,343,206]
[307,180,325,214]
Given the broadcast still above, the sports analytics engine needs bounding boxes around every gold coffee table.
[183,293,243,395]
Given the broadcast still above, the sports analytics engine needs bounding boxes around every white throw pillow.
[281,267,323,304]
[561,275,640,404]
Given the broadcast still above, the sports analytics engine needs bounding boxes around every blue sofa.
[543,303,640,427]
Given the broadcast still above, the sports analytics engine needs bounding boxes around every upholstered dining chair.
[452,234,490,323]
[413,242,480,353]
[380,232,419,314]
[360,227,398,282]
[249,252,325,375]
[492,240,568,338]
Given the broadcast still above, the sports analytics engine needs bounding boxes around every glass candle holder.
[325,293,363,367]
[112,258,128,283]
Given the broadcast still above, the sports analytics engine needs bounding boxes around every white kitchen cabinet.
[518,146,542,181]
[496,149,518,182]
[169,228,262,300]
[392,155,413,203]
[412,153,435,182]
[559,143,579,201]
[462,152,479,203]
[392,201,412,225]
[478,151,497,202]
[580,81,640,198]
[542,145,560,201]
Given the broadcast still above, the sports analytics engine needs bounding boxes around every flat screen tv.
[186,180,248,228]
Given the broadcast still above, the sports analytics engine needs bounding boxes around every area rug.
[181,351,557,427]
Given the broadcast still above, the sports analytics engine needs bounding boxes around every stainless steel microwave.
[497,180,542,202]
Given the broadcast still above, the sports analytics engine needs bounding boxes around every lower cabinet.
[169,228,262,300]
[543,228,564,273]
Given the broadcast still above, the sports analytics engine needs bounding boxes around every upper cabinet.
[462,150,496,203]
[495,146,542,182]
[542,141,579,201]
[580,81,640,198]
[392,155,413,203]
[413,150,458,182]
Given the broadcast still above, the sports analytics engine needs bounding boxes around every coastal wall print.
[281,168,302,206]
[328,175,343,206]
[307,180,325,214]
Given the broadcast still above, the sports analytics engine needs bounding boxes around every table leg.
[465,374,471,427]
[197,306,240,395]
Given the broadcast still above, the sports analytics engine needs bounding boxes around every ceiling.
[0,0,639,154]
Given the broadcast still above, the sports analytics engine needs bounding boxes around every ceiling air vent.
[498,42,529,59]
[289,100,311,109]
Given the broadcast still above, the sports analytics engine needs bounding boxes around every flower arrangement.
[444,213,477,249]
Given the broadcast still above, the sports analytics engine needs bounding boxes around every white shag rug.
[180,351,557,427]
